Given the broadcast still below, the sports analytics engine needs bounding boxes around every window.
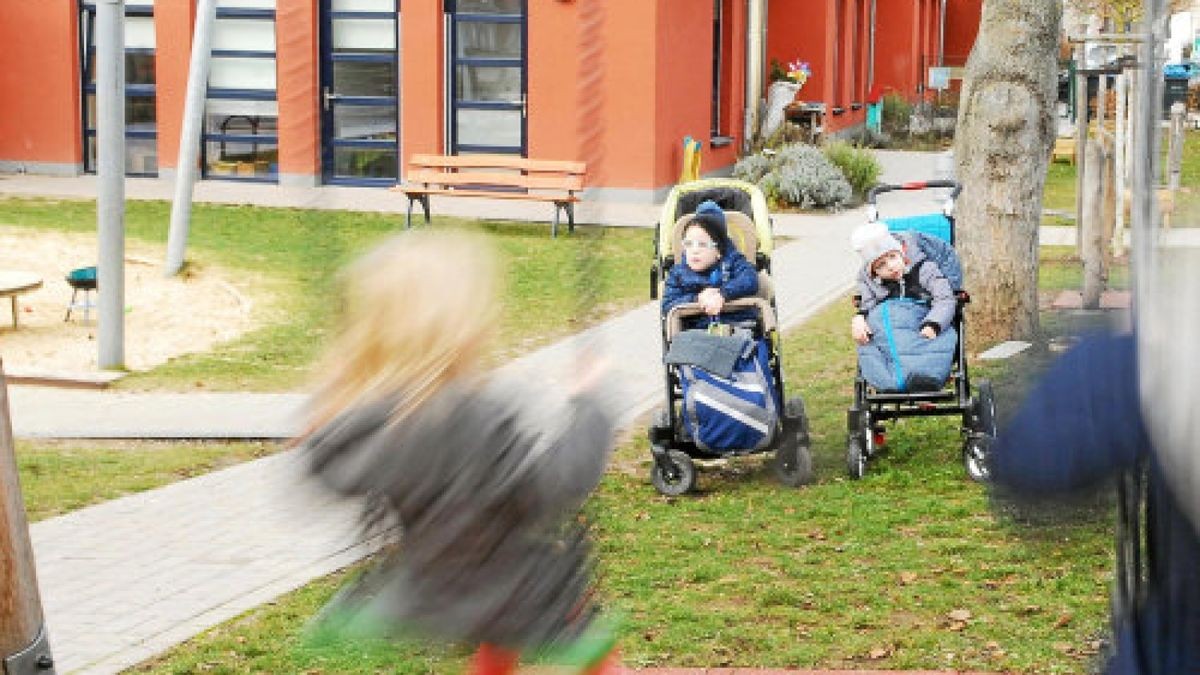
[79,0,158,176]
[203,0,279,181]
[710,0,734,143]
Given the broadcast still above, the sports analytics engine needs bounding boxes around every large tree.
[954,0,1062,344]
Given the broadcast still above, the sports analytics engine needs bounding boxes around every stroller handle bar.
[867,180,961,204]
[866,180,962,223]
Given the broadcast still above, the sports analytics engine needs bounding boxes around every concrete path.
[8,151,950,673]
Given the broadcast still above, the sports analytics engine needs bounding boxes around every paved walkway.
[5,153,963,673]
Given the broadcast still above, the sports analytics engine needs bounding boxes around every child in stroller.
[846,180,996,482]
[648,179,812,496]
[661,199,760,328]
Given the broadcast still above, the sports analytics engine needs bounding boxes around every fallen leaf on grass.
[867,645,895,659]
[1054,612,1073,628]
[947,609,972,622]
[898,571,918,585]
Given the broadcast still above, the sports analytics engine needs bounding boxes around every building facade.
[0,0,981,200]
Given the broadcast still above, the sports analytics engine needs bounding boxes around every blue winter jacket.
[992,333,1199,675]
[661,250,759,325]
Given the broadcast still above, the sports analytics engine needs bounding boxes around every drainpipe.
[868,0,876,90]
[743,0,767,150]
[938,0,946,66]
[165,0,218,277]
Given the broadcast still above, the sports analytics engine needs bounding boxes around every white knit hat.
[850,222,902,268]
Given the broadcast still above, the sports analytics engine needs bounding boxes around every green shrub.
[822,141,882,199]
[881,92,912,134]
[733,143,851,210]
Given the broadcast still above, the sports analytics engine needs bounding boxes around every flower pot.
[763,80,802,139]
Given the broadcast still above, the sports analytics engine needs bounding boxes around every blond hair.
[305,229,500,434]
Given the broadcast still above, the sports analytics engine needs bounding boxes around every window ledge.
[710,135,734,148]
[832,107,846,115]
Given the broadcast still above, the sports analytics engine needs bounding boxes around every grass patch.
[1038,245,1130,293]
[15,440,277,522]
[0,198,650,391]
[1042,128,1200,225]
[133,300,1113,674]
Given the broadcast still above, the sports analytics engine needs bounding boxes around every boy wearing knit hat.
[850,221,955,346]
[661,200,759,324]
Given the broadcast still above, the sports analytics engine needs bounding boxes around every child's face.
[682,225,720,272]
[871,250,905,280]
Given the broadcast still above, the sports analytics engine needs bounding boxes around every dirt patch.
[0,227,266,374]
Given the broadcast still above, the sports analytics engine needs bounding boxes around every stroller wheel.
[962,434,992,483]
[971,380,998,437]
[774,397,814,487]
[847,436,867,480]
[651,448,696,496]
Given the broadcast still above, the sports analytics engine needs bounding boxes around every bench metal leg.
[552,201,575,237]
[404,195,431,229]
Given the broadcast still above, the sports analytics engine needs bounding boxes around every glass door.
[320,0,399,185]
[446,0,526,155]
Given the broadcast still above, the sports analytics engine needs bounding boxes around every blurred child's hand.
[919,326,936,340]
[570,351,611,397]
[851,315,872,345]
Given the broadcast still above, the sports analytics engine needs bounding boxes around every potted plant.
[763,59,812,138]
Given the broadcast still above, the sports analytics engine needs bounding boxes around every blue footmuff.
[857,298,957,392]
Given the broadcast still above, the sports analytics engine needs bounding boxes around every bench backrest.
[407,154,585,192]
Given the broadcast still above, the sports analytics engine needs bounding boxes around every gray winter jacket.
[855,231,956,334]
[302,377,616,650]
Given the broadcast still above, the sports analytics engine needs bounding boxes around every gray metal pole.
[1132,0,1167,309]
[97,0,125,370]
[164,0,218,277]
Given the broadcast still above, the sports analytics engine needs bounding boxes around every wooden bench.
[1051,137,1076,165]
[394,154,586,237]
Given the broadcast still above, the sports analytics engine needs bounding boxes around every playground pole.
[97,0,126,370]
[165,0,218,277]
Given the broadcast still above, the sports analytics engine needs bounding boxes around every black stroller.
[847,180,996,482]
[647,178,813,496]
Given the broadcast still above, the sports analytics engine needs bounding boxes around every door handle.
[322,86,338,112]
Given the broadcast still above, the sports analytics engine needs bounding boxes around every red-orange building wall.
[155,0,196,173]
[0,1,979,192]
[0,2,81,172]
[944,0,983,66]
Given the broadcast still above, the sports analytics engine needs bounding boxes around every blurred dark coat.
[303,378,615,650]
[992,333,1199,674]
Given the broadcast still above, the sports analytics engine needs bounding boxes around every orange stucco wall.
[944,0,982,66]
[0,2,81,167]
[873,0,920,101]
[277,0,320,179]
[400,2,445,162]
[156,0,195,171]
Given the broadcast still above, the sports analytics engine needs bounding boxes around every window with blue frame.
[79,0,158,176]
[321,0,400,186]
[204,0,279,181]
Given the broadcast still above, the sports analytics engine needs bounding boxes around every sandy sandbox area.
[0,226,266,375]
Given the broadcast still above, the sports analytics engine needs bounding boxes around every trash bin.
[1163,63,1191,118]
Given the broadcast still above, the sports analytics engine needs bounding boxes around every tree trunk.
[0,361,52,666]
[1082,136,1111,308]
[954,0,1061,345]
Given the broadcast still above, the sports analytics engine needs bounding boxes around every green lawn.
[1043,128,1200,225]
[0,198,651,391]
[130,297,1114,675]
[15,440,276,522]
